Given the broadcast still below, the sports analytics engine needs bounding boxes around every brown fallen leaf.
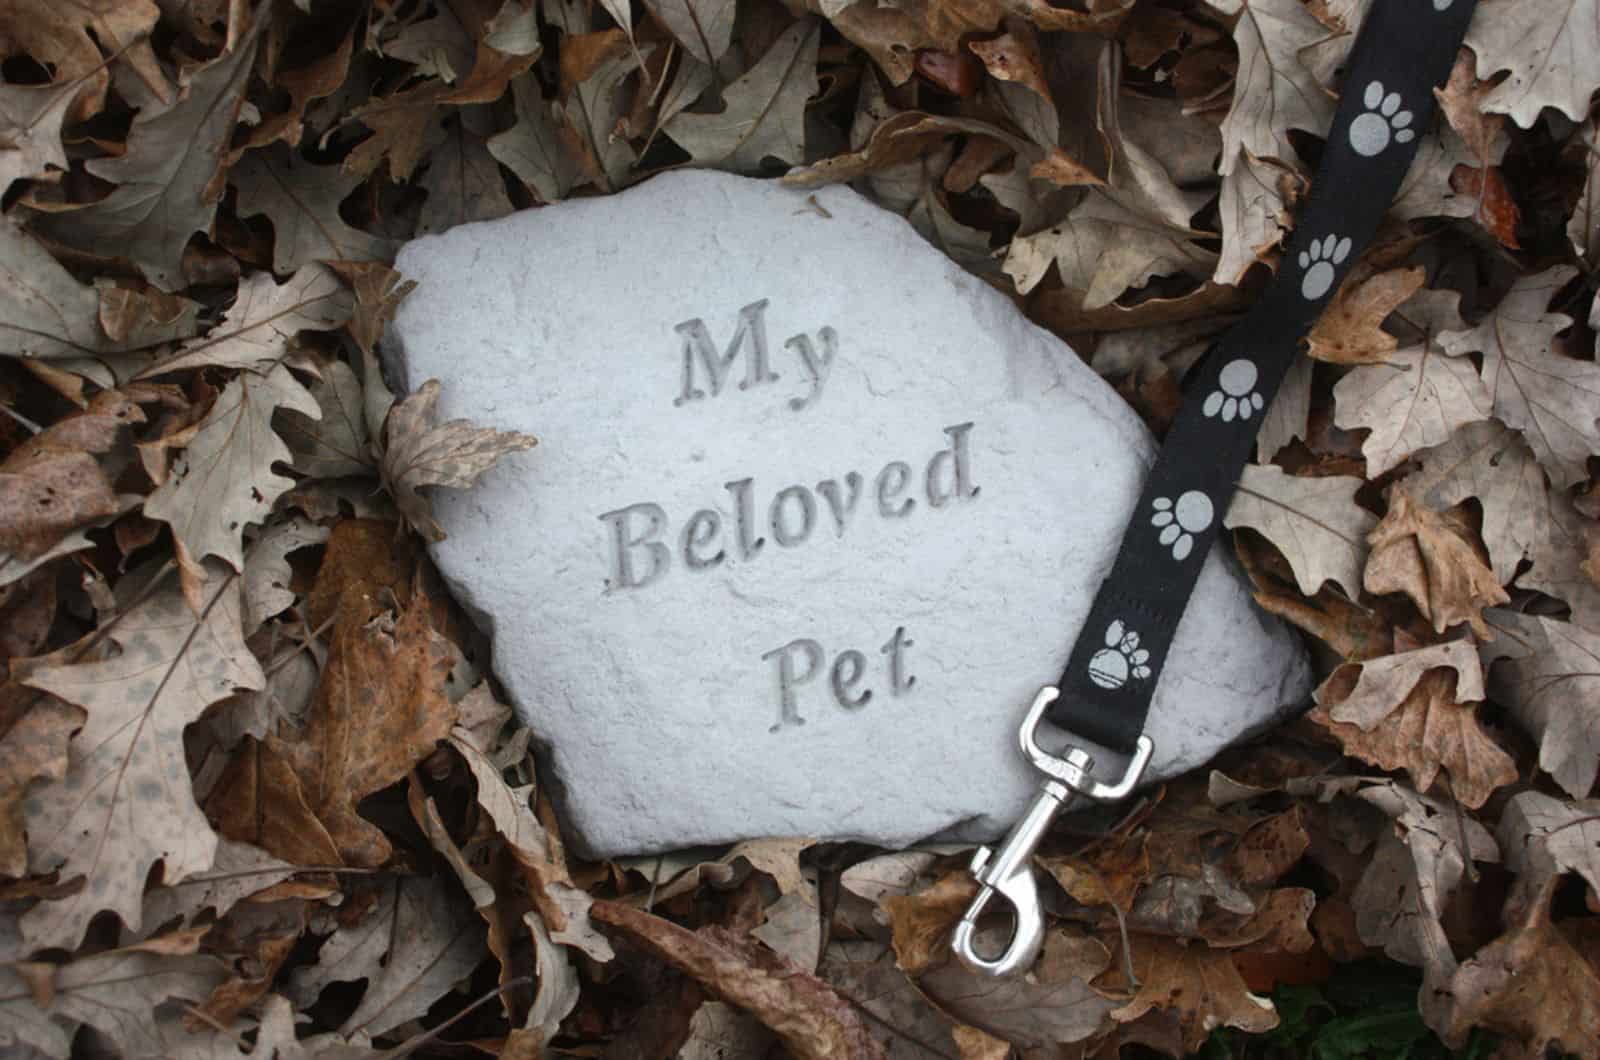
[0,691,79,878]
[1424,873,1600,1059]
[1107,937,1277,1052]
[592,899,887,1060]
[1224,464,1377,599]
[273,588,458,867]
[1364,487,1509,639]
[1311,641,1515,808]
[206,736,343,867]
[1306,266,1426,365]
[1407,420,1548,584]
[883,870,977,975]
[381,379,537,542]
[1496,790,1600,902]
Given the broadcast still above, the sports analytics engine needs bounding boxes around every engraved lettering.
[876,461,914,518]
[784,326,838,411]
[925,421,978,508]
[674,298,777,407]
[880,626,915,694]
[830,649,872,709]
[764,637,822,732]
[599,502,669,592]
[770,485,816,547]
[680,508,725,570]
[724,477,765,560]
[815,472,863,536]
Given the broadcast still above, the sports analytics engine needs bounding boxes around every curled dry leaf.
[0,694,78,878]
[1311,640,1516,809]
[381,379,537,542]
[1407,421,1548,584]
[592,899,888,1060]
[1108,937,1277,1052]
[1305,266,1425,366]
[1364,486,1509,639]
[15,563,263,952]
[1496,790,1600,900]
[1224,464,1376,599]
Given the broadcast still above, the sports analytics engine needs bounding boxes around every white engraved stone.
[385,170,1311,857]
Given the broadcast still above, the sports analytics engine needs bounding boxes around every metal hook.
[952,686,1156,978]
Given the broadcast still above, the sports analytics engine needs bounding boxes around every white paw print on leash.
[1350,80,1415,157]
[1203,359,1265,422]
[1298,234,1351,300]
[1088,619,1152,691]
[1151,490,1213,560]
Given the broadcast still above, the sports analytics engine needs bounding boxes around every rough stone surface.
[385,170,1311,858]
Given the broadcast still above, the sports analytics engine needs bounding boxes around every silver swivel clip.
[951,686,1154,977]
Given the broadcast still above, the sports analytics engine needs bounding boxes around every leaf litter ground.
[1,0,1598,1057]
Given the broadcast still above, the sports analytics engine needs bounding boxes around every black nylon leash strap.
[1047,0,1480,754]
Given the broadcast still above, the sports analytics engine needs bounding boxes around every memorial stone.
[385,170,1312,857]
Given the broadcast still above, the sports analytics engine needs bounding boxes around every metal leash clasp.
[952,686,1154,977]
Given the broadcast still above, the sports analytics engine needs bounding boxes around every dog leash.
[954,0,1481,976]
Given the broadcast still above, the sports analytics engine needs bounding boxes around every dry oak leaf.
[144,363,320,596]
[205,736,342,868]
[287,874,488,1038]
[0,216,124,361]
[1224,464,1376,598]
[1364,486,1508,639]
[1439,266,1600,489]
[1408,420,1547,584]
[1465,0,1600,128]
[0,392,134,562]
[883,871,977,975]
[592,899,887,1060]
[417,106,517,235]
[1571,119,1599,262]
[273,590,458,868]
[0,935,226,1058]
[0,0,164,124]
[1519,489,1600,633]
[1332,343,1493,478]
[1497,790,1600,902]
[1108,937,1277,1052]
[1210,0,1336,175]
[644,0,735,65]
[137,264,354,378]
[231,144,397,275]
[1306,266,1426,366]
[0,80,78,192]
[1311,640,1515,809]
[29,19,262,292]
[1480,610,1600,799]
[278,358,373,480]
[381,379,537,542]
[139,837,302,933]
[663,19,821,173]
[488,76,583,205]
[15,564,264,952]
[1347,780,1498,977]
[1424,873,1600,1060]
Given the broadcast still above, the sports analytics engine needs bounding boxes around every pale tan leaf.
[0,0,164,123]
[1440,266,1600,489]
[1214,149,1297,286]
[1306,266,1426,366]
[663,20,820,172]
[643,0,735,64]
[1108,937,1276,1051]
[0,697,78,879]
[0,81,78,192]
[0,217,118,360]
[288,875,488,1037]
[1465,0,1600,127]
[0,942,225,1058]
[232,144,397,274]
[138,265,354,378]
[1497,790,1600,899]
[241,516,330,635]
[487,76,582,204]
[1348,781,1498,978]
[381,379,536,542]
[145,363,320,580]
[1519,491,1600,632]
[278,358,373,480]
[140,838,301,932]
[16,564,264,951]
[1225,464,1376,598]
[1212,0,1336,173]
[1571,119,1599,261]
[1404,421,1546,584]
[1332,346,1493,477]
[30,21,262,291]
[1481,610,1600,798]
